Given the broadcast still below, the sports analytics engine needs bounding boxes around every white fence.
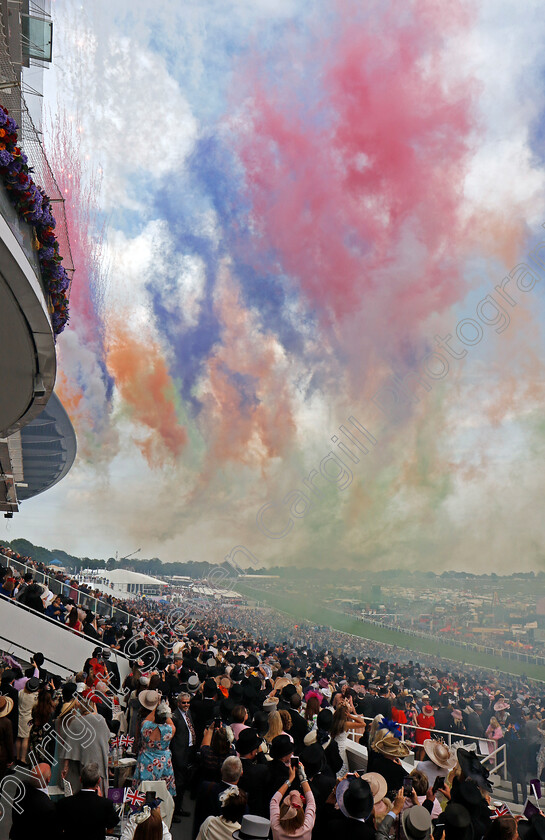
[346,718,507,780]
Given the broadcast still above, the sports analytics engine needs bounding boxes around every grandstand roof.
[102,569,167,587]
[17,393,77,502]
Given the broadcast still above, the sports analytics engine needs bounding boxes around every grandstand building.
[0,1,76,516]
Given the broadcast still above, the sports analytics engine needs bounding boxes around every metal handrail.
[0,552,134,623]
[0,589,130,660]
[346,717,508,780]
[481,743,507,780]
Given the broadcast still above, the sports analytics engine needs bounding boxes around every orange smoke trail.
[56,370,85,418]
[106,326,187,465]
[200,272,296,474]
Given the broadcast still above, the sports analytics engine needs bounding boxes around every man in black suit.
[373,686,393,719]
[288,693,310,754]
[192,754,243,837]
[101,649,121,692]
[171,691,196,820]
[9,762,57,840]
[56,762,119,839]
[237,728,270,817]
[300,743,335,840]
[434,696,454,733]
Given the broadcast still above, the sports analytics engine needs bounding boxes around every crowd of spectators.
[0,548,545,839]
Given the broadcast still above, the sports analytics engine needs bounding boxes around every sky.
[2,0,545,571]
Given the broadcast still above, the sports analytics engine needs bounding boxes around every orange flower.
[0,143,6,151]
[0,130,6,138]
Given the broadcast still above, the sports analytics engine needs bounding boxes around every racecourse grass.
[233,582,545,682]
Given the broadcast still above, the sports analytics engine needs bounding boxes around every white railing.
[344,610,545,668]
[347,719,507,780]
[0,552,134,623]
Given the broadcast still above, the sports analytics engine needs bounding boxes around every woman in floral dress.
[134,691,176,796]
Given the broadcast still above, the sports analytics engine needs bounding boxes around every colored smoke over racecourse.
[6,0,545,570]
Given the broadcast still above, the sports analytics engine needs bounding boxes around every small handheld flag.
[124,789,146,808]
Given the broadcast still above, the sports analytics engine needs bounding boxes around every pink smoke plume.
[235,0,477,350]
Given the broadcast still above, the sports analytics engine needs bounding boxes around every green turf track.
[234,583,545,682]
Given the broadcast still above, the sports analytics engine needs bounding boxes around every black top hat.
[299,743,326,777]
[337,777,374,821]
[438,804,474,840]
[270,734,293,760]
[236,728,261,756]
[62,682,77,702]
[281,684,297,700]
[316,709,333,730]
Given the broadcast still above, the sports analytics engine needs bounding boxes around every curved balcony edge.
[0,203,56,437]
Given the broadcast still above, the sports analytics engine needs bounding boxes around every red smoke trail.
[106,324,187,466]
[236,0,477,338]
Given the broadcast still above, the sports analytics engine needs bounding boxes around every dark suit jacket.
[373,696,393,719]
[434,707,454,733]
[366,750,406,795]
[171,707,195,773]
[310,771,336,840]
[56,790,119,840]
[192,780,231,838]
[288,709,309,753]
[324,739,343,776]
[9,785,57,840]
[327,816,376,838]
[239,756,270,817]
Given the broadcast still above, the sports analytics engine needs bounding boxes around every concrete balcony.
[0,177,56,438]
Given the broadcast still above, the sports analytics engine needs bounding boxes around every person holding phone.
[408,769,442,819]
[270,758,316,839]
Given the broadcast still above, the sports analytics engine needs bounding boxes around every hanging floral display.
[0,105,70,335]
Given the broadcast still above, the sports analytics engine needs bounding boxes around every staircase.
[0,592,130,682]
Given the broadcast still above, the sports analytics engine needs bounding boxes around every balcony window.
[21,15,52,63]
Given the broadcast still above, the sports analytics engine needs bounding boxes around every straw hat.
[0,695,13,718]
[373,732,411,758]
[361,772,388,804]
[58,698,79,718]
[423,739,457,770]
[138,689,161,711]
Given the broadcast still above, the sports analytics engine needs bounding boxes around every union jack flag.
[109,736,119,749]
[492,804,511,818]
[124,789,146,808]
[125,736,134,750]
[119,734,128,748]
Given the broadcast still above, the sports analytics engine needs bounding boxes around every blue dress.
[133,721,176,795]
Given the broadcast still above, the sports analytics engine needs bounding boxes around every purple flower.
[0,150,12,167]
